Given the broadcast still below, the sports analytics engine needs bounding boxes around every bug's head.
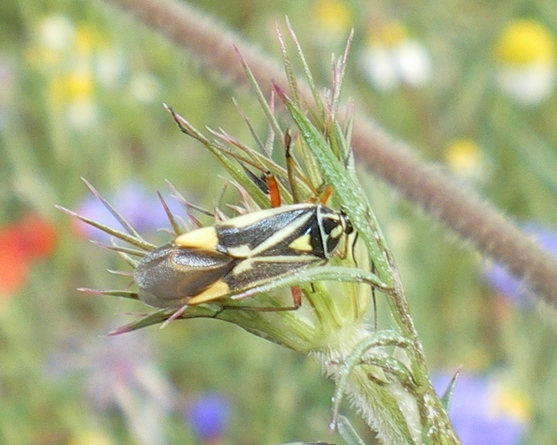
[317,207,353,258]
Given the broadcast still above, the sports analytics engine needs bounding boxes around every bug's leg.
[290,284,302,307]
[214,304,300,313]
[349,231,359,265]
[214,290,301,314]
[335,220,356,262]
[265,172,282,208]
[218,266,390,315]
[160,304,189,328]
[317,184,333,205]
[244,167,281,208]
[212,283,303,314]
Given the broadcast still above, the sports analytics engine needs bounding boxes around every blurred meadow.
[2,0,557,444]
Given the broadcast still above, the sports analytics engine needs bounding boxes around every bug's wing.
[223,255,325,293]
[217,206,311,253]
[134,244,236,308]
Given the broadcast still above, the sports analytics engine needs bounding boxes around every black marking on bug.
[133,203,352,309]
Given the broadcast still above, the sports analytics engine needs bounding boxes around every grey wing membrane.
[134,244,236,308]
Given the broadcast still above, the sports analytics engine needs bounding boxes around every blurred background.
[2,0,557,444]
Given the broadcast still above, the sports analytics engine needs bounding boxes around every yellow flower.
[68,431,113,445]
[366,21,408,48]
[310,0,352,40]
[73,24,107,54]
[444,138,485,181]
[49,71,99,129]
[29,14,126,129]
[490,384,531,424]
[495,20,556,66]
[494,20,556,104]
[50,71,95,104]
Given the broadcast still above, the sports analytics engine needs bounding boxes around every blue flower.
[483,223,557,307]
[184,393,230,441]
[74,180,184,241]
[433,372,529,445]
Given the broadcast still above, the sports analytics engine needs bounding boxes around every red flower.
[16,213,57,259]
[0,227,29,295]
[0,213,57,295]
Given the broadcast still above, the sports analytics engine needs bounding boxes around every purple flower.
[45,331,174,445]
[433,372,528,445]
[483,223,557,307]
[82,334,172,411]
[74,180,184,241]
[184,393,230,442]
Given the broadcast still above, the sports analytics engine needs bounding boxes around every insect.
[133,203,353,310]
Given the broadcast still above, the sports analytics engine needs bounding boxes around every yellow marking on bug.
[248,211,313,256]
[329,225,343,239]
[288,234,313,252]
[225,244,253,258]
[187,279,231,305]
[231,258,255,275]
[222,206,296,228]
[175,227,219,250]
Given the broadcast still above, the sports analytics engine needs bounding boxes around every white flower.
[129,72,161,103]
[360,22,432,92]
[494,20,556,105]
[39,14,75,51]
[95,49,125,87]
[66,97,99,130]
[496,63,554,104]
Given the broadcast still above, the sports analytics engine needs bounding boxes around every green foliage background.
[2,0,557,444]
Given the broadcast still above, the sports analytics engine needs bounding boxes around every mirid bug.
[133,203,353,309]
